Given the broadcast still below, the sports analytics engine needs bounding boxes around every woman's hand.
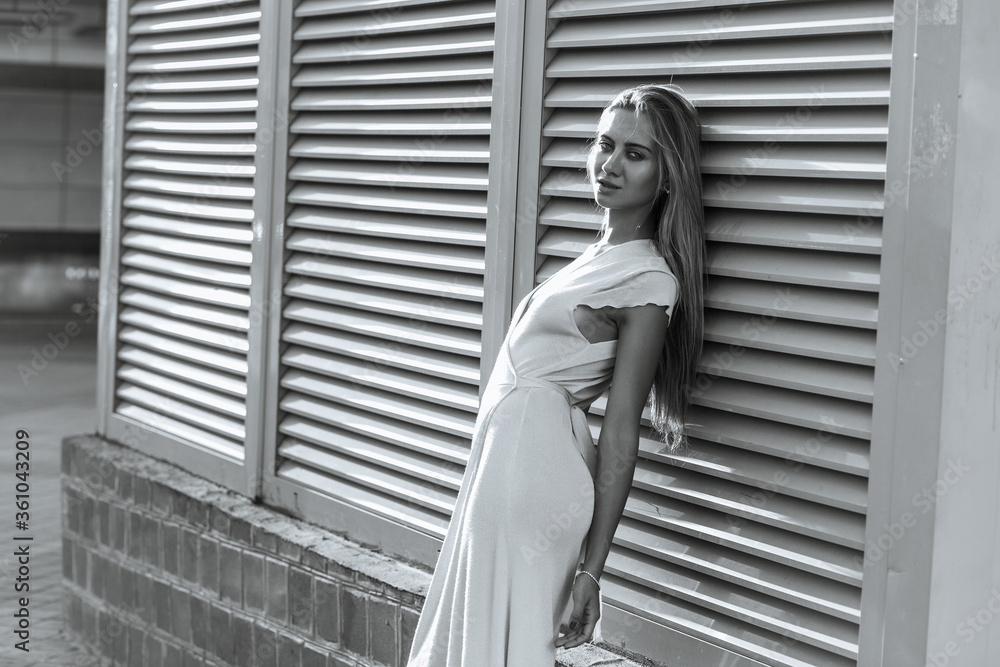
[555,574,601,649]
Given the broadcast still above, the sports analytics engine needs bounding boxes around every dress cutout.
[406,239,678,667]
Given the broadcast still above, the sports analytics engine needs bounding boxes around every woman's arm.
[556,302,670,649]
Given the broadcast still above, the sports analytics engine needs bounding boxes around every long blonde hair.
[601,84,706,444]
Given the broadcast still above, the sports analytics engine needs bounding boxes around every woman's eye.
[628,151,643,160]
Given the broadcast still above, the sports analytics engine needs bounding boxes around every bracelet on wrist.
[576,570,601,590]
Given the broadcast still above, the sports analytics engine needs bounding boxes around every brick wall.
[62,435,426,667]
[62,434,648,667]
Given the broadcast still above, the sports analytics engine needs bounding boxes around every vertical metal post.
[259,0,295,503]
[862,1,1000,664]
[95,0,129,436]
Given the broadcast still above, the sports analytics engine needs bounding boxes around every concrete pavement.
[0,319,102,666]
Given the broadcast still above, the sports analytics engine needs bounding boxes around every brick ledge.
[63,434,649,667]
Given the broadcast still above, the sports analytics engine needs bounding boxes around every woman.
[407,84,705,666]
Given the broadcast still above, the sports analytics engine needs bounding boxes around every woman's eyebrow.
[596,133,652,152]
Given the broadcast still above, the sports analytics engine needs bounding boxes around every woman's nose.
[601,150,621,175]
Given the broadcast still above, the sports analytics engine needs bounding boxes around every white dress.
[407,239,678,667]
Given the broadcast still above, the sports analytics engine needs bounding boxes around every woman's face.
[588,107,662,217]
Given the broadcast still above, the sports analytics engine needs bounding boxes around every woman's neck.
[599,209,657,246]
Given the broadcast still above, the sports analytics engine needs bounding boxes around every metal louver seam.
[111,0,261,462]
[273,0,495,541]
[528,0,892,664]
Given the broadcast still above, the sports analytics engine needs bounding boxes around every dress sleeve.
[576,268,679,316]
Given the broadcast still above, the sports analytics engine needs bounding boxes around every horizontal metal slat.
[119,365,246,418]
[280,404,468,466]
[289,134,489,163]
[624,491,862,586]
[693,376,871,438]
[534,255,572,284]
[284,345,479,412]
[538,138,887,181]
[127,71,260,94]
[279,440,457,514]
[281,373,475,439]
[699,341,874,403]
[535,226,601,259]
[116,403,243,460]
[128,50,260,74]
[125,172,254,200]
[614,518,861,623]
[702,175,885,215]
[119,289,249,331]
[286,229,485,274]
[126,92,259,114]
[130,8,260,35]
[545,70,890,108]
[119,344,246,396]
[126,133,256,155]
[126,152,256,178]
[699,107,889,143]
[276,462,448,537]
[117,383,245,441]
[542,106,889,145]
[286,253,483,302]
[283,299,481,357]
[129,27,261,55]
[547,34,891,78]
[296,0,459,17]
[292,83,491,111]
[587,399,868,476]
[536,198,603,232]
[294,25,493,64]
[123,211,254,244]
[632,460,866,548]
[291,109,491,135]
[645,439,867,512]
[123,192,254,226]
[121,250,252,289]
[549,0,891,48]
[282,324,478,386]
[287,205,485,246]
[606,549,858,659]
[280,420,463,489]
[293,56,493,87]
[284,277,482,329]
[119,326,248,375]
[701,142,886,180]
[601,573,858,667]
[294,3,494,41]
[288,158,488,191]
[119,308,249,354]
[122,229,253,264]
[705,209,881,254]
[287,183,487,218]
[120,268,250,310]
[708,244,879,292]
[283,323,478,386]
[131,0,256,15]
[703,309,876,366]
[549,0,826,19]
[706,276,878,329]
[540,169,888,217]
[684,405,869,476]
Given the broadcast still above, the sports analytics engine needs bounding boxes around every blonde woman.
[408,84,705,666]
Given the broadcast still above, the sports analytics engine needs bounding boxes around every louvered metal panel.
[530,1,891,664]
[110,0,260,461]
[276,0,494,537]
